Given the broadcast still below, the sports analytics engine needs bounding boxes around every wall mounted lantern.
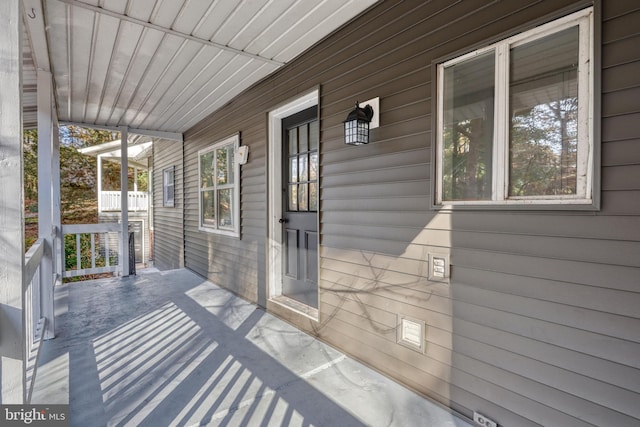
[344,101,374,145]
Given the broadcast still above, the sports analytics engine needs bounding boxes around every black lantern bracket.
[358,97,379,129]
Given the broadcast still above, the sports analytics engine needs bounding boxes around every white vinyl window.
[435,8,594,207]
[163,166,175,207]
[198,134,240,237]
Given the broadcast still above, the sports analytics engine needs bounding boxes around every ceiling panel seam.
[127,3,195,130]
[82,11,98,122]
[94,14,124,125]
[55,0,285,66]
[148,49,238,131]
[135,42,213,131]
[106,25,148,125]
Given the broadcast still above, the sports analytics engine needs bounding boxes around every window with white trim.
[163,166,175,207]
[198,134,240,237]
[435,8,594,207]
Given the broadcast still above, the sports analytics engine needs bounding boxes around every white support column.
[52,120,62,285]
[37,70,55,339]
[120,128,130,277]
[0,0,25,403]
[134,166,138,192]
[97,154,103,213]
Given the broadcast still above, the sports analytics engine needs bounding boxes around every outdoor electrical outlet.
[428,253,450,281]
[473,412,498,427]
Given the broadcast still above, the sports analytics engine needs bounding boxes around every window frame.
[162,166,175,208]
[433,7,596,209]
[197,134,241,238]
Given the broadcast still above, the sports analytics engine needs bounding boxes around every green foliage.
[60,126,118,148]
[23,130,39,201]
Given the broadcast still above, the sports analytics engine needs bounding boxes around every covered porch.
[1,0,380,405]
[31,268,471,427]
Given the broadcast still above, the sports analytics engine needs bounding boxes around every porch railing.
[100,191,149,212]
[23,238,48,402]
[62,223,121,278]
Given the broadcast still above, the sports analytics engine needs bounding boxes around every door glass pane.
[309,151,318,180]
[288,128,297,154]
[289,156,298,183]
[201,190,215,226]
[288,184,298,211]
[309,120,319,150]
[200,151,214,188]
[509,26,579,197]
[442,50,495,201]
[217,188,233,228]
[298,155,308,182]
[299,123,308,152]
[298,183,308,211]
[309,182,317,211]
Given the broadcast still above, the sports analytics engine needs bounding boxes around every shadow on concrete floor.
[33,268,472,427]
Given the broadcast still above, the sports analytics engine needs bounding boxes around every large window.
[163,166,175,207]
[435,8,594,207]
[198,134,240,237]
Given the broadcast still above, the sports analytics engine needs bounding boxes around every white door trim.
[267,88,319,309]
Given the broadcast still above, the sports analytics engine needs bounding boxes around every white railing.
[100,191,149,212]
[23,238,47,402]
[62,223,121,278]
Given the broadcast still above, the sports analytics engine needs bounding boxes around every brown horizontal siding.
[152,139,184,270]
[172,0,640,426]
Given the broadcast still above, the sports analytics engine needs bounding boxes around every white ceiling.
[23,0,378,137]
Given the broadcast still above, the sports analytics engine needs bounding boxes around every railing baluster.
[105,232,110,267]
[91,232,96,269]
[76,233,81,271]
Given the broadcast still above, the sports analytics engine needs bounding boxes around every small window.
[163,166,175,207]
[435,8,594,207]
[198,134,240,237]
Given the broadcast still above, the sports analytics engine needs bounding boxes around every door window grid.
[287,120,318,212]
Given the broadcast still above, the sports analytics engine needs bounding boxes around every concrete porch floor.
[32,268,473,427]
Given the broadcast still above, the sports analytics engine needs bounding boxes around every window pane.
[288,184,298,211]
[217,145,234,185]
[166,183,174,205]
[200,152,214,188]
[309,120,319,150]
[309,151,318,180]
[442,51,495,201]
[309,182,318,211]
[509,27,579,196]
[299,155,308,182]
[298,183,308,211]
[289,156,298,183]
[201,190,215,226]
[299,123,308,152]
[217,188,233,228]
[288,128,297,154]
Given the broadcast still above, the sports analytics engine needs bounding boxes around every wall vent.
[397,315,426,353]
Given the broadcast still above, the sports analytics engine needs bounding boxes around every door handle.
[279,218,289,224]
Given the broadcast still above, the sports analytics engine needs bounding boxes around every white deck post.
[0,0,26,403]
[120,128,130,276]
[97,154,103,213]
[37,70,56,339]
[52,120,62,284]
